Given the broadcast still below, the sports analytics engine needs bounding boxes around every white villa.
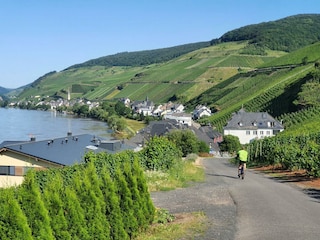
[223,108,284,144]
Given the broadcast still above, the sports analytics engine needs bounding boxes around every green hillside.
[65,42,211,69]
[259,41,320,67]
[18,41,280,103]
[17,14,320,104]
[219,14,320,52]
[10,14,320,138]
[189,41,320,134]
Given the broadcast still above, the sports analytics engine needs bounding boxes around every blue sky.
[1,0,320,88]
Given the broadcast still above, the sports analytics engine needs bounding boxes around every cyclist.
[237,146,248,179]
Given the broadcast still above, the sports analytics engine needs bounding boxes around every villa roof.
[0,134,134,166]
[224,109,284,130]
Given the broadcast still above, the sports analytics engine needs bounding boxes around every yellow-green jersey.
[238,149,248,162]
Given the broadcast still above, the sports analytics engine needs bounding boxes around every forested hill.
[66,14,320,70]
[65,41,211,70]
[219,14,320,52]
[0,87,11,95]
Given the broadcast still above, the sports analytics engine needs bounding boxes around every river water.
[0,108,112,143]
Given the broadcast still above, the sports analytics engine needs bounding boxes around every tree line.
[65,42,211,70]
[219,14,320,52]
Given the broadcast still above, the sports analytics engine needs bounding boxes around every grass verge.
[145,156,205,192]
[139,156,207,239]
[134,211,207,240]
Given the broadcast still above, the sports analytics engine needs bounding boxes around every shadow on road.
[303,188,320,202]
[253,170,320,203]
[207,173,239,179]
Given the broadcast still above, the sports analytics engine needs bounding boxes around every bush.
[167,130,200,157]
[219,135,241,154]
[140,136,182,171]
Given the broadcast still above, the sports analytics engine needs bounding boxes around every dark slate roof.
[126,119,222,151]
[223,109,284,130]
[197,126,222,140]
[0,134,134,166]
[127,119,180,147]
[0,141,27,149]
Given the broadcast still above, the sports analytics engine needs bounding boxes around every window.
[260,131,264,135]
[246,131,250,135]
[266,131,271,135]
[0,166,33,176]
[273,130,281,134]
[0,166,15,176]
[253,130,258,135]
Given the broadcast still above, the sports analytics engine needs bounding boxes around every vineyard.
[248,131,320,177]
[114,82,194,103]
[16,41,281,103]
[195,63,313,131]
[279,106,320,134]
[260,42,320,68]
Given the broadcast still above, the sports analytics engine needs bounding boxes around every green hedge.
[0,150,155,240]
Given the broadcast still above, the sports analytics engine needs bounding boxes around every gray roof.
[224,109,284,130]
[127,119,222,151]
[0,134,134,166]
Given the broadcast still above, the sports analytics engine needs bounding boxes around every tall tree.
[100,166,129,240]
[73,162,110,239]
[114,167,138,238]
[122,161,145,228]
[0,188,32,240]
[131,157,155,226]
[42,172,71,240]
[64,185,90,240]
[18,170,54,239]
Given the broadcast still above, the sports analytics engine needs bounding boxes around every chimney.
[30,137,36,141]
[67,132,72,136]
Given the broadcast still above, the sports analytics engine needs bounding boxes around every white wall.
[224,128,279,144]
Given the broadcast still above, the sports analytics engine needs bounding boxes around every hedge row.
[0,150,155,240]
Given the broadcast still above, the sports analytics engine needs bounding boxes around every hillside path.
[151,157,320,240]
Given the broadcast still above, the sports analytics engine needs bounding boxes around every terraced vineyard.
[17,41,280,103]
[195,63,315,131]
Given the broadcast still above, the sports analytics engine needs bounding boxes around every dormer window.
[238,122,243,127]
[252,121,257,126]
[267,121,275,127]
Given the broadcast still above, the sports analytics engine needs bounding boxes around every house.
[131,96,154,116]
[164,102,184,113]
[127,119,182,150]
[163,112,192,126]
[127,119,222,154]
[193,105,212,119]
[223,108,284,144]
[0,133,133,187]
[119,97,131,107]
[151,102,185,117]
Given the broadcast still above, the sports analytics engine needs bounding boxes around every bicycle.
[238,161,246,179]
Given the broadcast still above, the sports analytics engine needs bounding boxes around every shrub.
[140,136,182,171]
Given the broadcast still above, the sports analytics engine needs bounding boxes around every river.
[0,108,112,143]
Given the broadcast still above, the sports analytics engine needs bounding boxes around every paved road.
[151,157,320,240]
[211,157,320,240]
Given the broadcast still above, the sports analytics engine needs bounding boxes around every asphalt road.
[206,157,320,240]
[151,157,320,240]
